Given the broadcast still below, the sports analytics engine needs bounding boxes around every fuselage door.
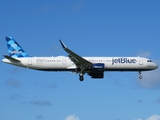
[28,58,32,65]
[139,57,143,65]
[62,59,66,65]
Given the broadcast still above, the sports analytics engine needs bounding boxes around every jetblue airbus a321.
[2,37,158,81]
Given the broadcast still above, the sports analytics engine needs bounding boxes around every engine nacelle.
[91,63,105,72]
[88,72,104,78]
[87,63,105,78]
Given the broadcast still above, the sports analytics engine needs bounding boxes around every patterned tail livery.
[6,37,29,58]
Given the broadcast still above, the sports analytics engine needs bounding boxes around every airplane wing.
[59,40,92,71]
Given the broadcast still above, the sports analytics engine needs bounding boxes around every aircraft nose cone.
[154,63,158,69]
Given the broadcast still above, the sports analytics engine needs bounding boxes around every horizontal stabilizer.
[3,55,21,62]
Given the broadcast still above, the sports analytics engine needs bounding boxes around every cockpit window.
[147,60,152,62]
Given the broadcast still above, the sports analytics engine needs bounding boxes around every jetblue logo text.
[11,50,22,54]
[112,58,136,65]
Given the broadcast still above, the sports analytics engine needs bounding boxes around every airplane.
[2,36,158,81]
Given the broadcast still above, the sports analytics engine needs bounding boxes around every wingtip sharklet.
[59,40,67,49]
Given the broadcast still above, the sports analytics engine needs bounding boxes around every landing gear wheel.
[79,72,84,81]
[139,75,143,79]
[79,76,84,81]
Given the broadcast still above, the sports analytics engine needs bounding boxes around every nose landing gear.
[139,71,143,79]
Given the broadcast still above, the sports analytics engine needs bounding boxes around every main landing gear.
[139,71,143,79]
[79,72,84,81]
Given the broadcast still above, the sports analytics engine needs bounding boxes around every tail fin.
[6,37,30,58]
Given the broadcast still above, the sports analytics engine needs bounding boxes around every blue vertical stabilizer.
[6,37,29,58]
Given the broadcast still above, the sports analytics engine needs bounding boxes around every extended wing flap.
[3,55,21,62]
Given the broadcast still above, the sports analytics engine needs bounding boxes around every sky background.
[0,0,160,120]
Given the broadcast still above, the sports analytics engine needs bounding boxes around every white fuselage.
[2,56,158,72]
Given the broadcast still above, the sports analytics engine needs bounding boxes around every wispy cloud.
[9,67,23,74]
[71,1,84,12]
[136,56,160,89]
[146,114,160,120]
[6,78,22,88]
[138,51,151,57]
[36,114,44,120]
[134,114,160,120]
[65,115,80,120]
[34,81,57,89]
[137,99,143,103]
[20,100,52,106]
[30,100,52,106]
[136,66,160,89]
[34,4,57,13]
[157,98,160,103]
[45,83,57,89]
[115,118,122,120]
[114,79,125,87]
[134,118,142,120]
[34,1,84,14]
[10,94,23,100]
